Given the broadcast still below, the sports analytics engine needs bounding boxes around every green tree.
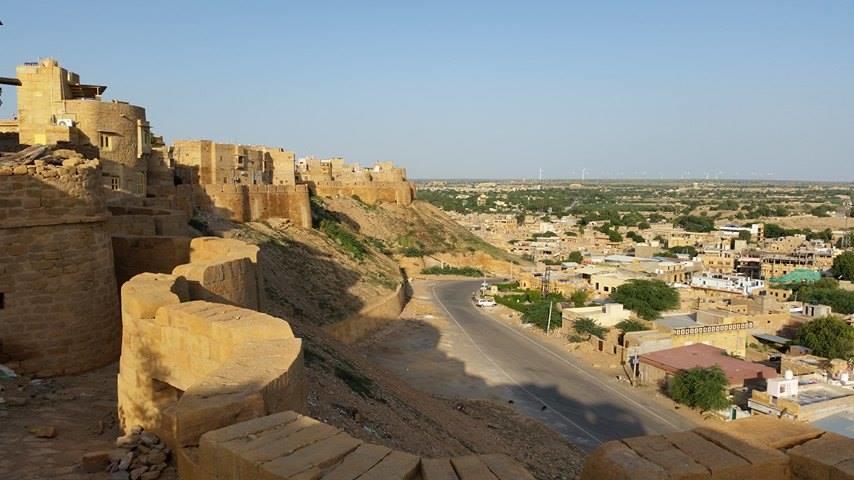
[795,316,854,360]
[607,230,623,242]
[611,279,679,320]
[567,251,584,264]
[573,318,608,339]
[674,215,715,233]
[570,289,589,307]
[627,231,645,243]
[831,251,854,281]
[668,366,730,411]
[737,230,751,242]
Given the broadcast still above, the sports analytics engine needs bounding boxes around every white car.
[476,297,497,307]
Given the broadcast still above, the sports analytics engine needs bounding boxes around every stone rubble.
[77,427,171,479]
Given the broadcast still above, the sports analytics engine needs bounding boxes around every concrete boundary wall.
[324,284,408,343]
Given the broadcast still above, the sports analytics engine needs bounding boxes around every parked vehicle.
[476,297,497,307]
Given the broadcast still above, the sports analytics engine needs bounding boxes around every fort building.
[5,58,155,197]
[296,156,415,205]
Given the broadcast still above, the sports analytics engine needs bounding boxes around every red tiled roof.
[639,343,777,386]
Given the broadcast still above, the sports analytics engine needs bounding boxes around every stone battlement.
[0,156,105,229]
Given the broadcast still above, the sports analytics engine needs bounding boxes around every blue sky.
[2,1,853,180]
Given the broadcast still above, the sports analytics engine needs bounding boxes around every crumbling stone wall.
[0,158,120,375]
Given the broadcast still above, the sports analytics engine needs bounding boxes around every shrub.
[402,246,424,257]
[320,219,368,261]
[668,366,729,411]
[615,319,650,334]
[570,289,589,307]
[421,265,484,277]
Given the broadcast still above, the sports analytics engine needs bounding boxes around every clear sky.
[1,1,853,181]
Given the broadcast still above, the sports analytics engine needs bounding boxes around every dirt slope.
[195,201,581,479]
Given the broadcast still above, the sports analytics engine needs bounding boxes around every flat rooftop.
[640,343,778,386]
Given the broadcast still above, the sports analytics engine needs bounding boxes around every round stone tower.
[0,152,120,376]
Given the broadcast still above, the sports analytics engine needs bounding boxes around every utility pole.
[546,301,553,334]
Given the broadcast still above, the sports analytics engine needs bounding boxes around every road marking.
[433,281,685,432]
[431,285,603,445]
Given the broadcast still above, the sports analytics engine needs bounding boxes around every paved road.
[429,279,695,450]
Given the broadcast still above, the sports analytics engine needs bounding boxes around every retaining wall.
[312,180,415,206]
[324,284,408,343]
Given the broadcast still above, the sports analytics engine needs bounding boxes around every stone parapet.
[579,416,854,480]
[180,411,534,480]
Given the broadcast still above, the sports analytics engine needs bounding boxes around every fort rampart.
[176,183,312,228]
[312,180,415,206]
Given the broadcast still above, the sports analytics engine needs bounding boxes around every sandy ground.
[0,364,177,480]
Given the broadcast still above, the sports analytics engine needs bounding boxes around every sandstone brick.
[259,432,361,479]
[449,455,498,480]
[421,458,458,480]
[623,435,709,479]
[358,450,421,480]
[323,443,392,480]
[664,431,751,480]
[580,440,669,480]
[787,433,854,480]
[480,453,536,480]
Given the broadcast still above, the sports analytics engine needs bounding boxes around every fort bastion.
[0,151,120,376]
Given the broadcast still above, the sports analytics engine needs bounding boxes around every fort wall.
[0,158,120,375]
[313,180,415,206]
[177,183,312,228]
[325,284,409,343]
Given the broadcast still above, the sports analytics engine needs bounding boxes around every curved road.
[429,279,694,450]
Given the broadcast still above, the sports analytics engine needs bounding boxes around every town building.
[637,343,777,388]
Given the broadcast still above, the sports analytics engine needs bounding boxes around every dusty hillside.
[193,200,582,479]
[322,197,526,275]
